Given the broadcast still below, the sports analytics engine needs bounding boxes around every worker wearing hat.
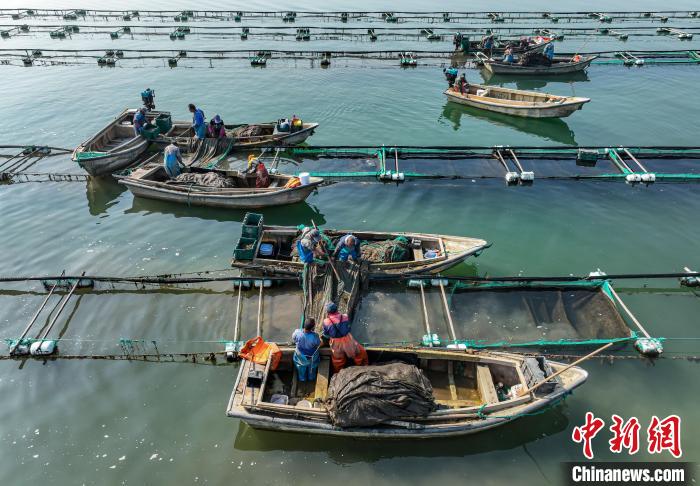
[292,318,321,381]
[322,301,368,373]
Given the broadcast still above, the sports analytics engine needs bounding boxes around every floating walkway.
[1,9,699,23]
[1,268,697,359]
[4,47,699,68]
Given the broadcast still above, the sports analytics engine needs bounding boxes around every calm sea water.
[1,1,699,484]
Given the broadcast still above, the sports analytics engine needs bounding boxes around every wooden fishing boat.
[161,120,319,148]
[457,38,552,56]
[444,84,590,118]
[231,225,489,276]
[226,346,587,439]
[72,109,164,176]
[74,109,319,176]
[483,55,598,75]
[118,160,323,209]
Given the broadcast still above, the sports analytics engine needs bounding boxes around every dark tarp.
[326,362,436,427]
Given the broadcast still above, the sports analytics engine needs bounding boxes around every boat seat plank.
[314,357,330,402]
[447,361,459,402]
[413,248,424,261]
[477,364,499,405]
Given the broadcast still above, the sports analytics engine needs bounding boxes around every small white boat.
[226,346,588,439]
[72,109,160,176]
[444,84,590,118]
[119,162,323,209]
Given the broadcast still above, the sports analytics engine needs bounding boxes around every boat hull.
[445,89,589,118]
[226,348,588,439]
[120,179,322,209]
[484,56,597,75]
[231,384,577,439]
[73,140,149,176]
[232,229,489,276]
[162,122,318,148]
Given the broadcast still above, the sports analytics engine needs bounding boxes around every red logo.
[573,413,682,459]
[647,415,682,458]
[572,412,606,459]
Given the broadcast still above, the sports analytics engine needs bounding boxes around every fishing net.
[326,362,436,427]
[174,172,235,188]
[231,125,266,139]
[360,236,411,263]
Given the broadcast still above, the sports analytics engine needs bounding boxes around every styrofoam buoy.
[407,279,428,288]
[634,337,663,357]
[233,280,252,289]
[505,172,520,184]
[520,171,535,181]
[447,343,467,350]
[254,279,272,288]
[430,278,449,287]
[625,173,642,183]
[225,341,238,362]
[641,173,656,183]
[422,334,441,346]
[30,340,57,356]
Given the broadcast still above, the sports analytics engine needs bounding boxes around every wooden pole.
[438,281,457,342]
[418,281,433,346]
[256,280,263,337]
[40,271,85,340]
[519,342,614,397]
[9,270,64,354]
[233,283,242,342]
[608,285,651,338]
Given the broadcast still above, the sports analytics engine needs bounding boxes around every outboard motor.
[141,88,155,111]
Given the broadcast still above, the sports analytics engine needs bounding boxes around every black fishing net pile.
[326,362,436,427]
[174,172,235,188]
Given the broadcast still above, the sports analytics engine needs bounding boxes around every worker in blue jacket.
[333,234,361,263]
[544,42,555,61]
[188,103,206,139]
[292,319,321,381]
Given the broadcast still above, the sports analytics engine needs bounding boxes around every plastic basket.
[155,114,172,134]
[141,123,160,141]
[241,212,263,238]
[233,237,258,261]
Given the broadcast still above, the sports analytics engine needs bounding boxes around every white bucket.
[299,172,311,186]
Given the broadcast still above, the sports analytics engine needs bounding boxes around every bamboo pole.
[418,281,433,346]
[519,342,614,397]
[608,285,651,338]
[256,280,263,337]
[438,281,457,342]
[233,283,242,342]
[9,270,64,354]
[39,271,85,340]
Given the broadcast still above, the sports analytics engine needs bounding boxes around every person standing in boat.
[163,142,184,179]
[207,115,226,138]
[297,227,323,264]
[454,73,469,95]
[544,42,555,64]
[292,318,321,382]
[333,234,361,263]
[188,103,206,140]
[132,108,147,137]
[502,46,514,64]
[322,302,368,373]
